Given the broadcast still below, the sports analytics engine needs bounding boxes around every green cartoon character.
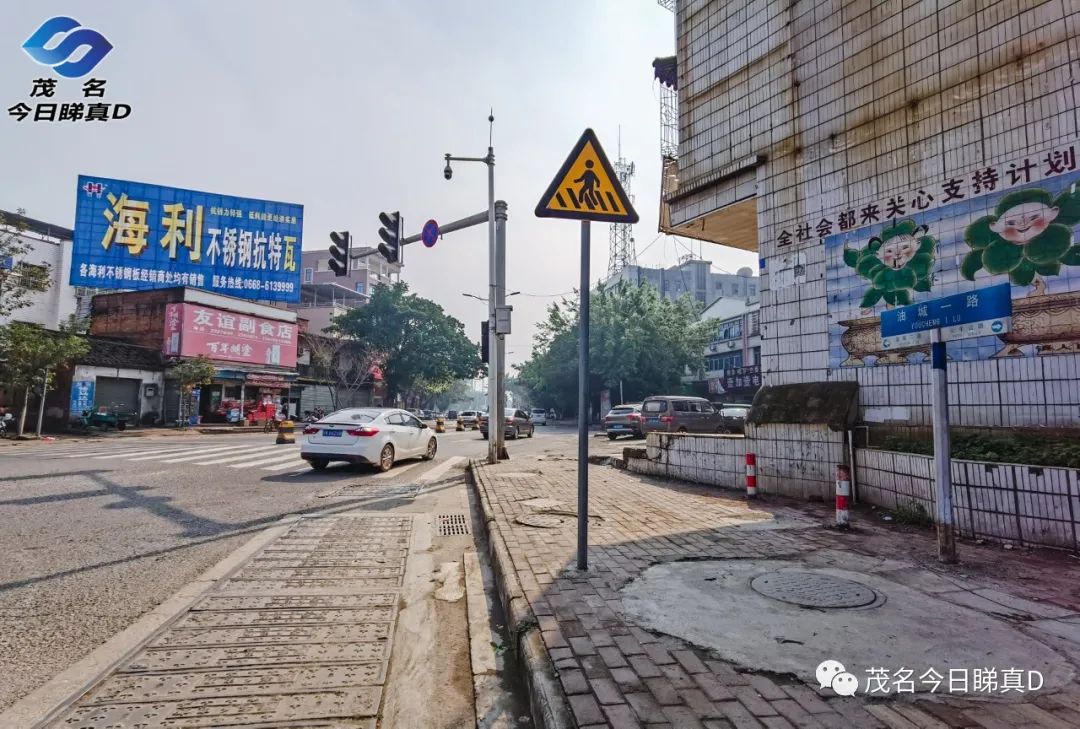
[961,188,1080,293]
[843,219,936,309]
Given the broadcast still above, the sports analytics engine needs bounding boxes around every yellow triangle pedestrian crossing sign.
[535,128,639,223]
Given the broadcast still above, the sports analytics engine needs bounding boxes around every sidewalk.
[472,452,1080,729]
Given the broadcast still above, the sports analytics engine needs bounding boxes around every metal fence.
[855,448,1080,553]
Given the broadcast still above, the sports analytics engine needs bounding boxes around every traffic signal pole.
[360,205,502,463]
[494,200,508,463]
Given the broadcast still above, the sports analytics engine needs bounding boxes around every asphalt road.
[0,423,626,712]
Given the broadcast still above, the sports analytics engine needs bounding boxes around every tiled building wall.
[674,0,1080,427]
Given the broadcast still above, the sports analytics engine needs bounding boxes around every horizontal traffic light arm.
[350,209,490,259]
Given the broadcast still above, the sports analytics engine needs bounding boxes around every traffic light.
[328,231,350,276]
[480,320,489,363]
[378,211,402,264]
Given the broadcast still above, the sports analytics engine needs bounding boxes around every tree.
[330,282,484,404]
[0,210,51,320]
[304,334,381,410]
[516,281,719,417]
[171,356,216,423]
[0,321,89,436]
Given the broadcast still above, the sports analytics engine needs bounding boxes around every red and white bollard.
[835,464,851,528]
[745,453,757,498]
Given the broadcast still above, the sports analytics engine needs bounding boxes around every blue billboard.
[71,175,303,302]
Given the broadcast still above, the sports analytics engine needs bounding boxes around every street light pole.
[445,114,502,464]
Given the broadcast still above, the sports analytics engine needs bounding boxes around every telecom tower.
[608,138,637,277]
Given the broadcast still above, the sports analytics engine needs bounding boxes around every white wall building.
[660,1,1080,430]
[608,258,758,306]
[0,211,82,329]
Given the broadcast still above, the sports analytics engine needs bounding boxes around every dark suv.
[641,396,723,434]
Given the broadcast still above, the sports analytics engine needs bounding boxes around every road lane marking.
[262,459,312,472]
[228,450,306,469]
[143,445,246,462]
[87,446,190,460]
[191,445,284,465]
[418,456,466,483]
[374,460,424,480]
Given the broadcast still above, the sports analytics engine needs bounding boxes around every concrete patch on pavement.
[620,559,1075,697]
[435,560,465,602]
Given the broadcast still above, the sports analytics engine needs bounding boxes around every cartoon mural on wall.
[827,169,1080,368]
[843,219,936,309]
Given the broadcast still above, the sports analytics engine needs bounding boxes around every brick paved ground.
[472,453,1080,729]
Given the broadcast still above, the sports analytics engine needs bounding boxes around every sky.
[0,1,756,366]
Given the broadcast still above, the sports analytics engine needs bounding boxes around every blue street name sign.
[880,283,1012,350]
[421,219,439,248]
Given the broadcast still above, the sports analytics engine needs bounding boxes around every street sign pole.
[577,220,590,571]
[535,128,639,574]
[880,282,1011,564]
[930,329,956,563]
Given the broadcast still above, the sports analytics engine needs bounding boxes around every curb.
[469,460,573,729]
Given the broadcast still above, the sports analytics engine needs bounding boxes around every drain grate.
[750,571,877,609]
[437,513,470,536]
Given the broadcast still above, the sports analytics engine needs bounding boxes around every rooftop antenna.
[488,109,494,147]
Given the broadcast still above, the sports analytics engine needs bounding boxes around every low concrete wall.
[625,431,1080,552]
[633,432,746,489]
[856,448,1080,551]
[629,425,845,501]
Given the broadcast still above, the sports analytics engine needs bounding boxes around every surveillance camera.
[444,162,453,180]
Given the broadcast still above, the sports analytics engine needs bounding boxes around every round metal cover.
[516,513,571,529]
[750,571,877,609]
[514,512,603,529]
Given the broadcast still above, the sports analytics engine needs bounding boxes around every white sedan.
[301,408,437,472]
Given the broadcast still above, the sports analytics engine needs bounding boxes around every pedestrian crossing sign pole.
[535,128,638,223]
[535,128,638,571]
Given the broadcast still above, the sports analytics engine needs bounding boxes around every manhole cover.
[516,513,571,528]
[750,571,877,609]
[515,512,602,528]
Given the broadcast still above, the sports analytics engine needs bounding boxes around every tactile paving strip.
[45,515,412,728]
[324,483,424,499]
[58,690,380,728]
[175,607,395,628]
[82,664,387,703]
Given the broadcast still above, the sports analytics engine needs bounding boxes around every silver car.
[480,408,535,440]
[604,403,644,439]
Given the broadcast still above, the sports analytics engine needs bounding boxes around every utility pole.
[494,200,508,462]
[444,112,503,464]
